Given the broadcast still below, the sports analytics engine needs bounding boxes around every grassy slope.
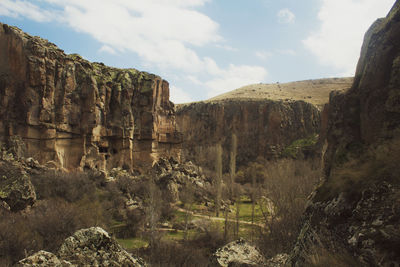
[207,77,353,109]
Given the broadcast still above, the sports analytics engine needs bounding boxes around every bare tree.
[180,184,195,241]
[229,133,237,199]
[215,143,223,217]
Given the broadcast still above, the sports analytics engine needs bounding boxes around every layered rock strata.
[289,1,400,266]
[0,23,181,172]
[176,99,320,170]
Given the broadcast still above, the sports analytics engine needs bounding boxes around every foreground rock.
[18,227,146,267]
[289,1,400,266]
[58,227,146,266]
[17,250,72,267]
[0,23,181,172]
[0,161,36,211]
[209,239,266,267]
[265,254,289,267]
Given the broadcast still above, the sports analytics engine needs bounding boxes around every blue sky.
[0,0,395,103]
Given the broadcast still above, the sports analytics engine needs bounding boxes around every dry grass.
[208,77,353,109]
[315,137,400,202]
[304,246,361,267]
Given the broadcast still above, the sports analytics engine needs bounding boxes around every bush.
[254,159,321,256]
[31,171,98,202]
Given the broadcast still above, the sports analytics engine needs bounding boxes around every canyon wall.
[176,99,320,170]
[0,23,181,172]
[290,1,400,265]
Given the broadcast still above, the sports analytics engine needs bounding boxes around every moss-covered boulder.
[0,161,36,211]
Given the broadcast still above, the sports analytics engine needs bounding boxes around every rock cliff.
[176,99,320,170]
[289,1,400,266]
[0,23,181,172]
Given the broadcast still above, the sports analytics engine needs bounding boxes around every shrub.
[255,159,321,256]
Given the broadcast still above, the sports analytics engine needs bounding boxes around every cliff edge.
[0,23,181,172]
[289,1,400,265]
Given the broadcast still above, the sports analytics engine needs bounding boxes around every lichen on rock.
[209,238,267,267]
[0,161,36,211]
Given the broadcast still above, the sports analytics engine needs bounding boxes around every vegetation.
[282,134,318,158]
[0,149,321,265]
[315,138,400,202]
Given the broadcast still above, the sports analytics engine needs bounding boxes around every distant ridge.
[208,77,353,109]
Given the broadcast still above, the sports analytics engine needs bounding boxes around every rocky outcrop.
[176,99,320,170]
[19,227,147,267]
[209,239,267,267]
[58,227,146,266]
[0,160,35,211]
[0,23,181,172]
[17,250,72,267]
[289,1,400,266]
[153,157,212,202]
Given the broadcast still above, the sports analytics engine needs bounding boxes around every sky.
[0,0,396,103]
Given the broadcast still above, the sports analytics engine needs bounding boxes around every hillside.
[209,77,353,109]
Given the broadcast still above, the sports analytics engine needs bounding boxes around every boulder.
[17,250,73,267]
[209,239,266,267]
[265,253,288,267]
[153,158,212,203]
[0,161,36,211]
[58,227,146,267]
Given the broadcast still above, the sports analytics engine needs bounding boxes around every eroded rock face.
[0,23,181,172]
[289,2,400,266]
[176,99,320,170]
[58,227,146,267]
[0,160,36,211]
[209,239,267,267]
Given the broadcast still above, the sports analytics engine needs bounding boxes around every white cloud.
[0,0,220,73]
[0,0,268,101]
[205,64,267,98]
[277,49,296,56]
[215,44,238,52]
[170,85,193,104]
[303,0,394,75]
[0,0,56,22]
[186,75,203,85]
[99,45,116,55]
[277,8,295,24]
[255,50,273,60]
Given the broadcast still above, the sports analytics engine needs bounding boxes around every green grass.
[117,237,148,249]
[234,201,264,224]
[282,134,318,158]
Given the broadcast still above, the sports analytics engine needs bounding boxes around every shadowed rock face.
[289,1,400,266]
[0,23,181,172]
[176,99,320,170]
